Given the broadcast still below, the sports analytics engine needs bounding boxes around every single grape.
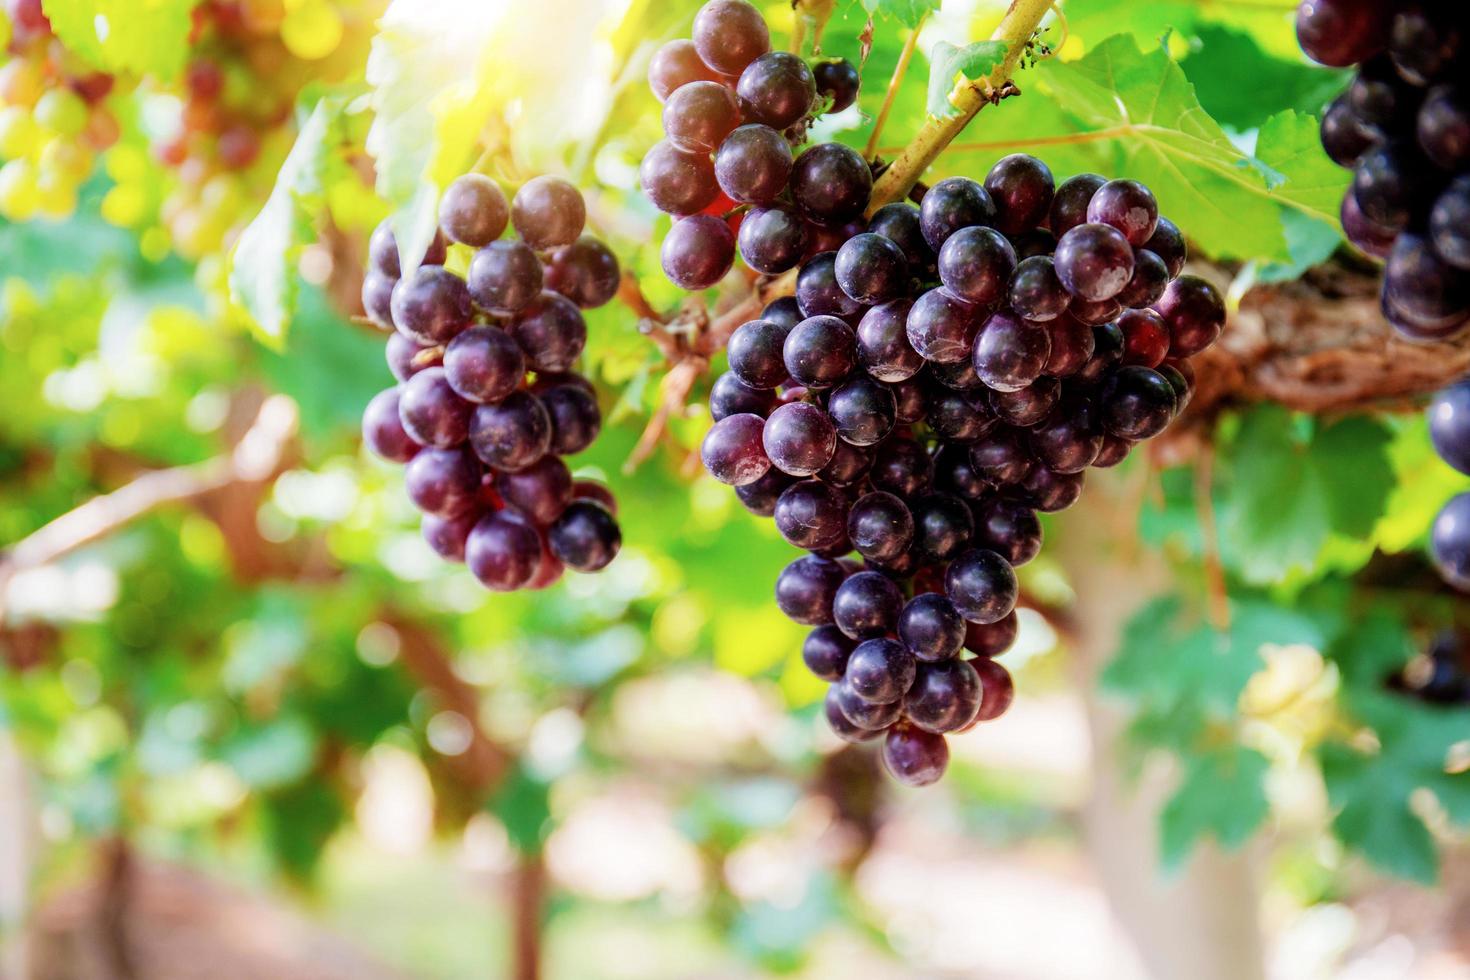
[910,493,974,562]
[790,142,872,224]
[1054,222,1135,302]
[511,176,585,251]
[1115,248,1170,309]
[924,385,994,442]
[1389,3,1462,86]
[783,314,856,388]
[664,80,742,155]
[1430,176,1470,270]
[835,232,909,306]
[1008,255,1071,321]
[701,412,770,485]
[1157,360,1194,414]
[468,239,543,315]
[989,377,1059,427]
[692,0,770,75]
[763,400,837,476]
[833,571,903,640]
[856,298,922,382]
[847,490,914,562]
[1117,308,1171,368]
[968,658,1016,723]
[1340,192,1397,260]
[1353,141,1430,231]
[972,495,1042,566]
[867,201,934,274]
[508,292,587,372]
[738,205,808,274]
[984,154,1055,236]
[541,383,602,455]
[919,176,997,251]
[762,296,804,330]
[544,237,621,308]
[363,387,420,463]
[1022,466,1085,513]
[835,679,903,730]
[496,455,573,526]
[813,57,860,112]
[1320,95,1376,168]
[640,140,719,216]
[1295,0,1389,67]
[369,219,446,278]
[973,310,1051,392]
[466,512,542,591]
[945,549,1017,624]
[663,214,736,290]
[795,251,863,318]
[775,554,848,625]
[1155,275,1226,357]
[964,611,1018,657]
[386,332,432,382]
[819,440,875,487]
[845,637,916,703]
[1100,366,1178,440]
[1030,397,1102,474]
[1382,233,1470,340]
[906,287,981,364]
[736,51,815,128]
[469,390,552,472]
[1043,314,1096,378]
[362,273,396,331]
[1144,217,1187,279]
[1049,173,1107,238]
[422,511,477,562]
[1418,86,1470,171]
[405,447,482,518]
[905,659,982,734]
[969,431,1034,487]
[709,371,776,420]
[1429,381,1470,475]
[882,725,948,787]
[898,593,966,662]
[648,38,723,102]
[728,318,793,389]
[439,173,509,247]
[774,479,849,550]
[391,266,474,346]
[870,437,934,497]
[828,375,897,446]
[444,325,524,405]
[1347,58,1421,141]
[824,686,884,742]
[1086,178,1158,247]
[1093,434,1134,468]
[1076,320,1126,385]
[715,124,793,205]
[802,626,855,682]
[1432,492,1470,590]
[938,225,1016,307]
[399,367,472,448]
[548,500,621,572]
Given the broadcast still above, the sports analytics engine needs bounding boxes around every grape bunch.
[360,172,623,592]
[0,0,119,222]
[1297,0,1470,340]
[699,154,1221,786]
[1389,629,1470,706]
[641,0,861,290]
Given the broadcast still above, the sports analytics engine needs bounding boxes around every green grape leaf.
[926,40,1009,119]
[1183,26,1348,132]
[1218,407,1394,585]
[1062,0,1305,61]
[1021,35,1349,262]
[365,0,501,275]
[229,97,347,347]
[1160,745,1270,869]
[41,0,197,79]
[853,0,940,30]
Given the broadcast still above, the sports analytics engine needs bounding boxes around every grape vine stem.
[865,0,1058,215]
[864,15,927,161]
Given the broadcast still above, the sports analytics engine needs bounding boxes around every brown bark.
[510,852,546,980]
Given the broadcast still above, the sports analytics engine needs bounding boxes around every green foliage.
[1159,745,1270,870]
[925,40,1009,118]
[850,0,939,30]
[41,0,198,79]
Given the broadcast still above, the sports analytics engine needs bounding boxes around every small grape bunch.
[699,155,1220,787]
[641,0,862,290]
[360,172,623,592]
[1297,0,1470,341]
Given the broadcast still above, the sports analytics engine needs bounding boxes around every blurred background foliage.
[0,0,1466,977]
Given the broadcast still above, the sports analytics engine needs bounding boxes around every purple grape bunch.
[697,153,1222,787]
[1297,0,1470,341]
[1296,2,1470,590]
[642,0,862,291]
[360,172,622,592]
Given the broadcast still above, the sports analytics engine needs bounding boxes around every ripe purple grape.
[1389,3,1461,86]
[968,431,1033,487]
[422,511,477,562]
[813,58,860,112]
[548,500,621,572]
[664,80,742,155]
[984,154,1055,236]
[789,142,872,223]
[1431,493,1470,590]
[386,332,432,382]
[1100,365,1178,440]
[906,287,980,364]
[775,554,847,625]
[1007,255,1071,321]
[702,412,770,485]
[905,659,982,734]
[709,371,776,420]
[738,206,809,274]
[540,383,601,455]
[496,455,573,526]
[1295,0,1389,67]
[1117,308,1171,368]
[735,466,795,515]
[544,237,621,309]
[1115,248,1170,309]
[1430,177,1470,271]
[945,548,1017,624]
[969,658,1015,723]
[882,725,948,786]
[845,637,916,703]
[716,124,794,205]
[369,220,446,278]
[444,325,524,404]
[795,250,863,318]
[828,376,897,446]
[648,38,723,102]
[938,226,1016,307]
[1042,314,1095,378]
[910,493,974,562]
[1156,275,1226,357]
[1022,466,1085,513]
[774,479,849,550]
[1320,95,1375,168]
[399,367,472,448]
[1086,179,1158,247]
[763,400,837,476]
[973,310,1051,392]
[363,387,420,463]
[1049,173,1106,238]
[1429,381,1470,475]
[468,239,543,315]
[467,512,542,591]
[1352,142,1429,232]
[640,140,719,216]
[835,680,903,731]
[972,496,1042,566]
[362,272,395,330]
[847,491,914,563]
[783,314,856,389]
[919,176,996,251]
[870,437,933,497]
[511,176,585,251]
[391,266,474,346]
[964,612,1018,658]
[691,0,770,76]
[898,593,966,662]
[805,625,855,681]
[469,390,552,472]
[509,291,587,373]
[867,202,934,273]
[1144,217,1187,278]
[663,214,736,290]
[736,51,815,128]
[835,232,909,306]
[405,447,481,518]
[1029,400,1102,473]
[833,571,903,640]
[439,173,509,247]
[1054,222,1135,302]
[989,377,1059,427]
